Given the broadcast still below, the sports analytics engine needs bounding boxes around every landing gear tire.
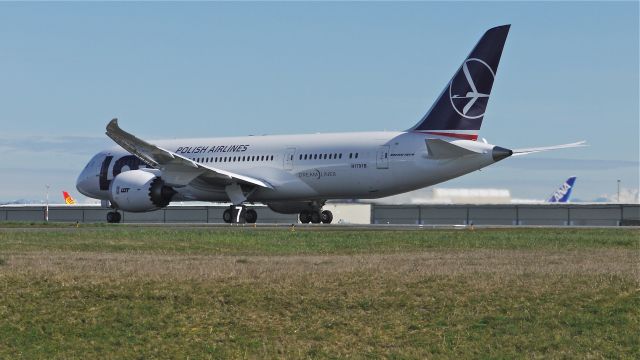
[223,209,232,223]
[299,211,311,224]
[245,209,257,224]
[321,210,333,224]
[310,211,321,224]
[106,211,121,223]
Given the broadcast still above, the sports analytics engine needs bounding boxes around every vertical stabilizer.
[548,177,577,203]
[410,25,510,139]
[63,191,77,205]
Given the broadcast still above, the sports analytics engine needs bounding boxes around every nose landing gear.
[106,211,121,223]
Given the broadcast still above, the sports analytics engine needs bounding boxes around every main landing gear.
[223,205,258,224]
[299,210,333,224]
[106,211,121,223]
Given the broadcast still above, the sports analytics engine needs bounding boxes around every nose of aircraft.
[76,154,103,198]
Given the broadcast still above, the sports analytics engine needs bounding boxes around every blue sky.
[0,2,638,203]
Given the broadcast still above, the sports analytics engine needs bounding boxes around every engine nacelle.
[109,170,176,212]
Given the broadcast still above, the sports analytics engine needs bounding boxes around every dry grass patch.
[1,249,637,282]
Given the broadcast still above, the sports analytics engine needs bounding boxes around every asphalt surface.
[0,223,635,231]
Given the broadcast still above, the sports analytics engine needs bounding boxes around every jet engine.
[109,170,176,212]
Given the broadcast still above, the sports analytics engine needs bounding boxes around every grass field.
[0,226,638,358]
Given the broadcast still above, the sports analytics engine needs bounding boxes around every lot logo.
[449,58,495,119]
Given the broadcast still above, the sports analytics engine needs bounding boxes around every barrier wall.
[371,204,640,226]
[0,206,297,224]
[1,204,638,226]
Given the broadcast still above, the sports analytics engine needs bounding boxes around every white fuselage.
[77,131,500,204]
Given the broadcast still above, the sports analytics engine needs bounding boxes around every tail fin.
[548,177,577,203]
[410,25,510,137]
[62,191,77,205]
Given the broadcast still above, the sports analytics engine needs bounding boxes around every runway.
[0,223,635,231]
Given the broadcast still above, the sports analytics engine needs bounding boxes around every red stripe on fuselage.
[415,131,478,141]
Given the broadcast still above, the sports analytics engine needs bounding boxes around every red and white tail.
[62,191,77,205]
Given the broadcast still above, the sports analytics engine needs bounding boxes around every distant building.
[369,188,512,205]
[430,188,511,204]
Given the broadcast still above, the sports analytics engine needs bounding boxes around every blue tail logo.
[410,25,510,133]
[449,58,495,119]
[548,177,577,203]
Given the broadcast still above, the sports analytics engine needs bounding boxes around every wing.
[105,119,273,189]
[512,141,587,156]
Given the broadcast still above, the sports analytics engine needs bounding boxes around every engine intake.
[109,170,176,212]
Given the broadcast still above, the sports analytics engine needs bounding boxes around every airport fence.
[0,204,638,226]
[371,204,640,226]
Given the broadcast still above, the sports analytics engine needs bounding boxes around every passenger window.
[339,154,342,159]
[349,153,352,159]
[271,155,274,161]
[355,153,359,159]
[323,154,327,159]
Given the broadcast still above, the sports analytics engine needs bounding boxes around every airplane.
[548,177,577,203]
[62,191,77,205]
[76,24,585,224]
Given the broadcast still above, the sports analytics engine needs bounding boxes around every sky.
[0,2,638,203]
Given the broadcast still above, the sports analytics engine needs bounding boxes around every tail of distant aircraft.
[410,25,510,140]
[62,191,77,205]
[548,177,577,203]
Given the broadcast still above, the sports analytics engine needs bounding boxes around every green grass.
[1,273,637,359]
[0,227,637,254]
[0,227,638,358]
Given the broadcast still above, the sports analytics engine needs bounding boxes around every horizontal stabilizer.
[512,141,587,156]
[425,139,478,159]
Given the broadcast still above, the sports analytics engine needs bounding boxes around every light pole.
[617,180,621,203]
[45,184,50,222]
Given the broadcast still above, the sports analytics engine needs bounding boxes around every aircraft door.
[283,147,296,170]
[376,145,389,169]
